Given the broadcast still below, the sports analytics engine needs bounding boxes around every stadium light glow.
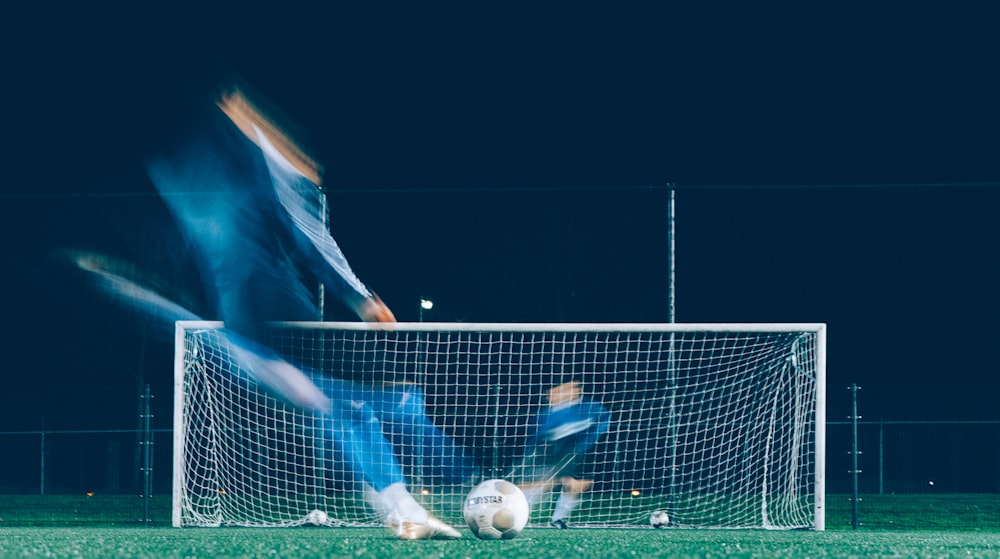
[420,299,434,310]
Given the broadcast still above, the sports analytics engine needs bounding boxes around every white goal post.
[173,322,826,530]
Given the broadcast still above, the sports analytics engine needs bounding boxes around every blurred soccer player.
[516,380,611,528]
[144,82,466,539]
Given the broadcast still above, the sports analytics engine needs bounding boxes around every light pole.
[419,298,433,322]
[415,297,435,484]
[416,298,434,377]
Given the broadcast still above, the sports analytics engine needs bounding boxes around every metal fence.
[2,421,998,497]
[0,429,173,496]
[826,420,1000,494]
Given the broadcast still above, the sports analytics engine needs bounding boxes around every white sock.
[552,492,579,522]
[363,483,392,522]
[379,482,428,523]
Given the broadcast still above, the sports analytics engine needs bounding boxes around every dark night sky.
[2,2,999,431]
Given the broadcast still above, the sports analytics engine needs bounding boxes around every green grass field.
[2,495,1000,558]
[2,526,1000,559]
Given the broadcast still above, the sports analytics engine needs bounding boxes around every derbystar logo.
[467,495,505,506]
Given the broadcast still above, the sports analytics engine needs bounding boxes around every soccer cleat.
[551,519,569,529]
[391,514,462,540]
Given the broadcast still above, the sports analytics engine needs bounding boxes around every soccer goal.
[173,322,826,530]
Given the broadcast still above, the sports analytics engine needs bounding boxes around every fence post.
[40,417,45,496]
[141,385,153,525]
[849,384,862,529]
[879,417,884,495]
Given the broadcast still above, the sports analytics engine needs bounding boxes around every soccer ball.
[463,479,530,540]
[650,510,670,528]
[305,509,328,526]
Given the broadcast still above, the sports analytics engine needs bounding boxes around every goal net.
[173,322,825,530]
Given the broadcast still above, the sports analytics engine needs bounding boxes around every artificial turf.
[3,526,1000,559]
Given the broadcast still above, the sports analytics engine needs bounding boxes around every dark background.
[2,2,999,436]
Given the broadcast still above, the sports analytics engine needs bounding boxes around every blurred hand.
[356,294,397,323]
[547,381,583,408]
[557,476,594,495]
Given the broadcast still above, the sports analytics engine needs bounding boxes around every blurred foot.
[390,513,461,540]
[550,519,569,530]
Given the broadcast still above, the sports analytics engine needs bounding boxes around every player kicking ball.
[516,380,611,529]
[140,80,463,539]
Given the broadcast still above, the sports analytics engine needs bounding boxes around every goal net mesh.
[174,322,824,529]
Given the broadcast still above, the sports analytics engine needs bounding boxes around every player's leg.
[322,397,403,491]
[550,477,593,528]
[226,333,333,412]
[368,384,475,486]
[314,376,461,539]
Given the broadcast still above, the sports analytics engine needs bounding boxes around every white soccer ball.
[650,509,670,528]
[463,479,530,540]
[306,509,328,526]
